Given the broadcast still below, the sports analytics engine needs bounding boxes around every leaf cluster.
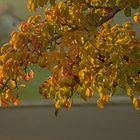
[0,0,140,115]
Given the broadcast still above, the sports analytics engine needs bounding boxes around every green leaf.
[48,25,54,36]
[50,0,55,6]
[124,7,131,17]
[131,0,139,9]
[134,83,140,92]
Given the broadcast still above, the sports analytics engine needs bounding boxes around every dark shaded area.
[0,106,140,140]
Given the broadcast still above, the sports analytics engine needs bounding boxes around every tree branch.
[89,5,113,9]
[95,6,121,27]
[84,0,113,10]
[46,6,121,45]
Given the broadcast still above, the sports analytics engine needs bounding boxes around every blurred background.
[0,0,139,100]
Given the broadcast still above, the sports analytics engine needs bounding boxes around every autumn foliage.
[0,0,140,114]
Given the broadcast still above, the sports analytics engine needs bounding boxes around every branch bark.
[95,6,121,27]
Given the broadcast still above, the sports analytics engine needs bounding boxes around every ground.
[0,105,140,140]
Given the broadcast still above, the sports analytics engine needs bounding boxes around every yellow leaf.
[81,37,85,45]
[0,97,2,106]
[63,99,72,109]
[97,86,103,98]
[25,74,30,81]
[55,100,60,109]
[124,22,132,28]
[132,96,139,110]
[85,87,94,97]
[10,80,16,89]
[127,87,134,96]
[97,99,104,109]
[102,95,109,103]
[29,70,35,79]
[19,84,27,88]
[79,69,87,80]
[59,66,64,76]
[13,99,20,106]
[0,66,4,78]
[134,12,140,23]
[5,93,9,99]
[90,58,94,65]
